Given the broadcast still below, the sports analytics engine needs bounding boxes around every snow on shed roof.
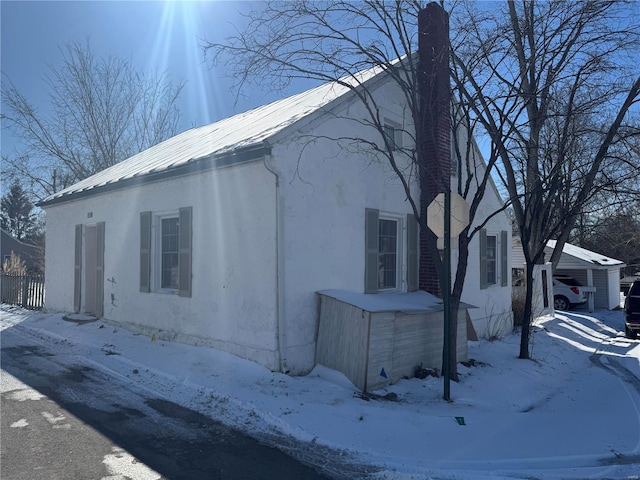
[319,289,445,314]
[40,65,387,207]
[318,289,476,314]
[547,240,624,268]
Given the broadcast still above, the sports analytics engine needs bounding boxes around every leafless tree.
[450,0,640,358]
[205,0,639,372]
[576,202,640,276]
[2,40,184,200]
[204,0,509,385]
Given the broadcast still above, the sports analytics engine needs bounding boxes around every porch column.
[586,269,595,313]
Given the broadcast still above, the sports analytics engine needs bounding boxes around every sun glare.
[150,1,228,130]
[144,2,262,330]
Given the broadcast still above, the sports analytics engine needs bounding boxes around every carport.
[512,239,625,311]
[547,240,625,310]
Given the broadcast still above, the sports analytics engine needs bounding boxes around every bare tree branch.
[2,40,184,200]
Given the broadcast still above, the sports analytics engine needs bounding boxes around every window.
[378,218,398,289]
[383,122,403,151]
[140,207,192,297]
[160,217,179,289]
[480,229,508,289]
[450,129,459,176]
[486,235,497,286]
[365,209,417,294]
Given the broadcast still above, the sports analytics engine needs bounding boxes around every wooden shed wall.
[315,295,369,390]
[366,309,468,391]
[365,311,395,390]
[316,295,469,392]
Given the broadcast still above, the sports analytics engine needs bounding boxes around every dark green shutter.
[501,230,508,287]
[406,214,418,292]
[364,208,379,294]
[178,207,192,298]
[74,224,82,313]
[479,228,487,290]
[96,222,105,317]
[140,212,151,293]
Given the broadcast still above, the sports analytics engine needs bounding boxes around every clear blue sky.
[1,0,307,161]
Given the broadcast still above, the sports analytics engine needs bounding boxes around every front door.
[74,223,105,316]
[84,226,97,315]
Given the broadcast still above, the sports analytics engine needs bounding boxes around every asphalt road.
[1,328,334,480]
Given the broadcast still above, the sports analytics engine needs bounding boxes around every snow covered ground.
[1,303,639,480]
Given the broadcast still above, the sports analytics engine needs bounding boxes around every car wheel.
[626,325,638,339]
[554,296,570,311]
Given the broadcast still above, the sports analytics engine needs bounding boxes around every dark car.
[624,280,640,339]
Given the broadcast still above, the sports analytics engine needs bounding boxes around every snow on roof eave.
[547,240,624,268]
[37,143,271,208]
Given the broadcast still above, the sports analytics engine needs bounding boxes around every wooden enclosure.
[316,290,469,392]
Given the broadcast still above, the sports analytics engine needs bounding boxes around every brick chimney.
[417,3,451,296]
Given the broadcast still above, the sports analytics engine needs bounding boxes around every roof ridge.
[40,62,391,207]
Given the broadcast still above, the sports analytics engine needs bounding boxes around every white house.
[39,65,512,377]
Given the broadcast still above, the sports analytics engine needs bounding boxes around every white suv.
[553,276,587,311]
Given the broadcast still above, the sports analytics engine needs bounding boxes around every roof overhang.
[37,143,272,208]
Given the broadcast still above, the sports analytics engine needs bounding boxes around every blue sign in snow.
[380,368,388,378]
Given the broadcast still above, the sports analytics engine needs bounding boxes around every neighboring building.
[1,228,43,273]
[39,64,511,377]
[512,239,624,311]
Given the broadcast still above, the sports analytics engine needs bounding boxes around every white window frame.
[485,234,498,286]
[377,213,404,292]
[152,211,180,295]
[481,229,508,289]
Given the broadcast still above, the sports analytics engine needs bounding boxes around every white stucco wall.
[267,77,512,373]
[44,161,280,369]
[269,80,421,373]
[44,73,513,376]
[450,127,513,339]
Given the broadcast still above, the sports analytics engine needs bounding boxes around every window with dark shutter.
[178,206,192,298]
[406,214,418,292]
[383,122,403,151]
[501,230,508,287]
[96,222,105,317]
[74,224,82,312]
[364,208,380,294]
[480,228,488,290]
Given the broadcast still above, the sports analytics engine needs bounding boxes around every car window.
[629,281,640,296]
[554,277,582,287]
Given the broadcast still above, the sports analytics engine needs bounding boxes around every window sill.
[153,288,179,295]
[378,287,403,294]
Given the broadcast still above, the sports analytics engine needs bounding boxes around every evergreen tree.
[1,181,37,241]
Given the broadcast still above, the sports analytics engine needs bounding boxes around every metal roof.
[547,240,625,268]
[39,65,386,207]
